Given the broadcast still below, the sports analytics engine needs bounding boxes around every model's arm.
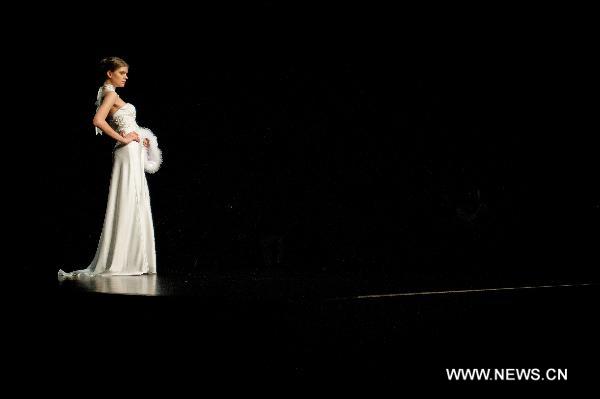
[92,92,138,144]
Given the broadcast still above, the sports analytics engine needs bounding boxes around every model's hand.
[143,138,150,148]
[124,132,140,142]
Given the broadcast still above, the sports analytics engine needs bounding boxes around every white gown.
[58,85,163,278]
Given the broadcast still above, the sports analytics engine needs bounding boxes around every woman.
[58,57,163,278]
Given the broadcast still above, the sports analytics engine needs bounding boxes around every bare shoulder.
[103,90,118,99]
[101,91,119,105]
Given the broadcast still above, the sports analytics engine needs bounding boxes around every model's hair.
[99,56,129,80]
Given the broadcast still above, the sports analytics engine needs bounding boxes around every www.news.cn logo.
[446,368,567,382]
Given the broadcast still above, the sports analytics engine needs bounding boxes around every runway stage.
[8,269,594,384]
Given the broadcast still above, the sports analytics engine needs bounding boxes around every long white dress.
[58,85,163,278]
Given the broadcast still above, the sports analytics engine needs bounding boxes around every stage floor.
[9,269,599,385]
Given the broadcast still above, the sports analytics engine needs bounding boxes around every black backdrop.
[15,3,595,287]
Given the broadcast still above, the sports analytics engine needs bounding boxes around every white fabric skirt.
[58,134,158,278]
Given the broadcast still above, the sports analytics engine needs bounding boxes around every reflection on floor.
[58,274,159,296]
[12,269,600,383]
[57,272,593,301]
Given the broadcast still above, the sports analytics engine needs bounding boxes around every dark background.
[14,2,596,288]
[4,2,598,388]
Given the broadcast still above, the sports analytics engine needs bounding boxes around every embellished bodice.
[95,83,139,136]
[93,83,163,174]
[110,103,138,134]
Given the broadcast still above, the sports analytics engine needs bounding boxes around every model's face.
[107,66,129,88]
